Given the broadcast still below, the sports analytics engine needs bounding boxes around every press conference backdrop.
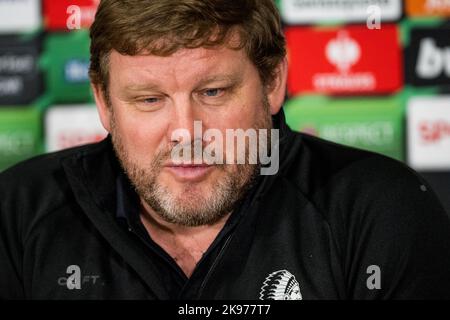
[0,0,449,214]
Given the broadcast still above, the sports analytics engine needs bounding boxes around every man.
[1,0,450,300]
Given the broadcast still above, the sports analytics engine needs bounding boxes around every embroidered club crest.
[259,270,302,300]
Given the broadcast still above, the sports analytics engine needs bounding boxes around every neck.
[139,199,231,277]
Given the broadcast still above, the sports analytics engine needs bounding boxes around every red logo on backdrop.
[419,120,450,144]
[43,0,99,31]
[285,25,403,95]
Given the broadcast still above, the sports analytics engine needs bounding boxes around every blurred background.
[0,0,449,214]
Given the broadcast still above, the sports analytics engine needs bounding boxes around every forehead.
[108,46,256,88]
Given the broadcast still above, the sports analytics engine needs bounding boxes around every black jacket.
[1,111,450,300]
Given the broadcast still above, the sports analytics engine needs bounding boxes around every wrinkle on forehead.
[109,45,252,93]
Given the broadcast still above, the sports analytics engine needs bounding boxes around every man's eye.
[134,96,163,111]
[142,97,159,103]
[203,88,224,97]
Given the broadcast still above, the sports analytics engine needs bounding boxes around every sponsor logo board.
[43,0,99,30]
[0,0,41,34]
[280,0,402,24]
[405,0,450,17]
[285,25,403,95]
[408,96,450,170]
[407,27,450,87]
[44,32,92,103]
[0,107,41,171]
[284,96,404,160]
[45,105,108,152]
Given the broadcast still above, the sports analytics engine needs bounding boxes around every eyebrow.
[196,74,243,88]
[122,74,243,94]
[123,83,161,92]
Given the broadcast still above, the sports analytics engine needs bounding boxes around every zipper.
[195,180,264,299]
[197,232,235,299]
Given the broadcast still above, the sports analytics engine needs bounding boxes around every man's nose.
[167,97,202,145]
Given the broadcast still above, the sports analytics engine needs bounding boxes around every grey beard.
[110,99,272,227]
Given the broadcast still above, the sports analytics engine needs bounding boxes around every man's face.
[96,45,278,227]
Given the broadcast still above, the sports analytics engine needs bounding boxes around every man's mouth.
[164,163,215,182]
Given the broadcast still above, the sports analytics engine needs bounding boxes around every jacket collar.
[61,138,170,299]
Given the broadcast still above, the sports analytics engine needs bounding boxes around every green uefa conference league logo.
[284,96,405,161]
[320,121,395,148]
[0,131,37,170]
[0,108,41,171]
[0,131,34,155]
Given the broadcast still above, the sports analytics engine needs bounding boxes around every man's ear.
[92,83,112,133]
[266,57,288,115]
